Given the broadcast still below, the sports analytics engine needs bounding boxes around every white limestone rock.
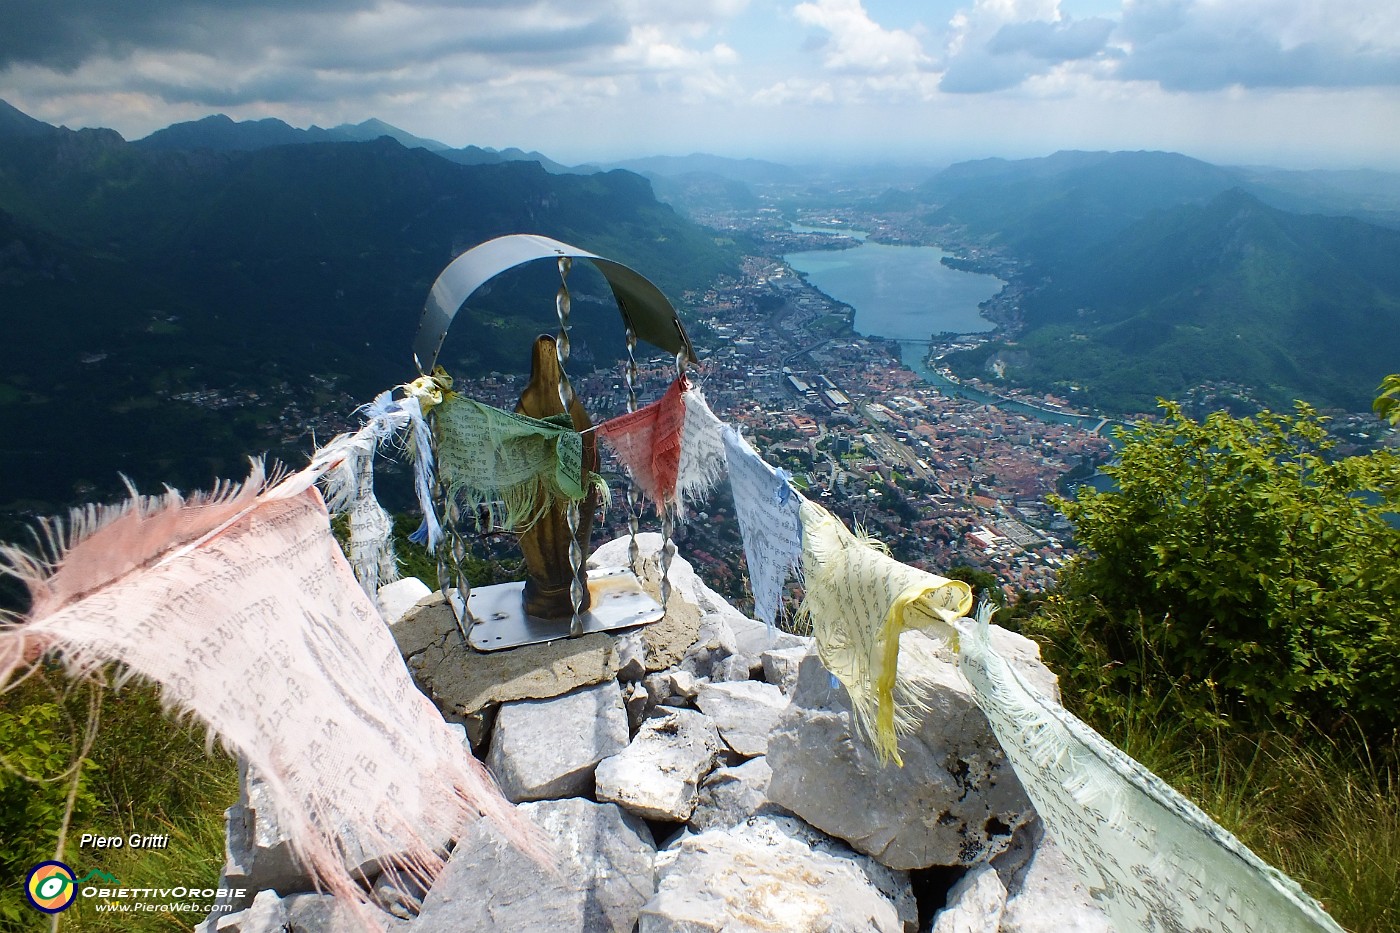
[623,680,651,733]
[485,679,629,802]
[999,834,1112,933]
[595,706,722,821]
[712,652,761,682]
[930,864,1008,933]
[761,645,810,694]
[727,612,810,658]
[668,669,703,701]
[986,626,1060,702]
[218,771,309,908]
[375,577,432,627]
[690,755,785,832]
[280,893,409,932]
[413,798,657,933]
[678,614,739,681]
[216,764,347,910]
[198,890,286,933]
[640,814,917,933]
[766,634,1037,871]
[198,891,407,933]
[695,679,789,757]
[614,631,648,681]
[370,864,430,920]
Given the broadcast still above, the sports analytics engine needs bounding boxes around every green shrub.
[0,670,98,930]
[1043,400,1400,744]
[0,672,237,933]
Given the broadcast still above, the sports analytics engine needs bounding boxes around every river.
[783,231,1108,431]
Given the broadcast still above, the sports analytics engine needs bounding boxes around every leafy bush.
[0,670,97,930]
[1039,400,1400,744]
[0,671,237,933]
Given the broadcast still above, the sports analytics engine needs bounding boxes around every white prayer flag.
[722,425,802,629]
[956,604,1344,933]
[676,384,727,508]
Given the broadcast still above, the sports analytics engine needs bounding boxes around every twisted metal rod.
[623,325,642,574]
[556,257,586,636]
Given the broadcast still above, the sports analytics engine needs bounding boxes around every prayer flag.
[798,500,973,764]
[722,425,802,629]
[433,391,590,532]
[676,384,727,508]
[597,376,686,511]
[956,605,1344,933]
[0,466,532,924]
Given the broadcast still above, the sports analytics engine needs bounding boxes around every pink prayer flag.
[597,375,687,510]
[0,468,535,925]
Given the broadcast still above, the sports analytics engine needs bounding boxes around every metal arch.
[412,234,696,374]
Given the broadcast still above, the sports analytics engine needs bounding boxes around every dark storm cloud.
[0,0,550,71]
[0,0,378,70]
[127,69,346,107]
[0,0,635,117]
[1119,34,1400,91]
[292,15,630,73]
[938,52,1035,94]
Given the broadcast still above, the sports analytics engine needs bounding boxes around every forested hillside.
[0,101,741,514]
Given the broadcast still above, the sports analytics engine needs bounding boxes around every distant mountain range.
[129,112,583,174]
[0,100,742,515]
[907,149,1400,234]
[908,150,1400,414]
[4,95,1398,508]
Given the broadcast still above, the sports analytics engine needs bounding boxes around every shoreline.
[778,251,1111,431]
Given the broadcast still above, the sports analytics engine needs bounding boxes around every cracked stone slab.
[761,645,811,695]
[394,593,618,717]
[640,814,917,933]
[413,798,656,933]
[930,864,1008,933]
[376,577,432,627]
[695,679,789,757]
[767,634,1038,870]
[486,680,629,802]
[999,832,1112,933]
[690,756,786,832]
[595,706,721,821]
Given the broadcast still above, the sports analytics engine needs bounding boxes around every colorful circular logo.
[25,861,77,914]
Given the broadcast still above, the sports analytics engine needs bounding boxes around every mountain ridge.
[0,103,743,514]
[948,187,1400,413]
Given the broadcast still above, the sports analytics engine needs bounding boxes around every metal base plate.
[459,566,664,652]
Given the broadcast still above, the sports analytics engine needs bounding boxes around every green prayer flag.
[435,393,589,531]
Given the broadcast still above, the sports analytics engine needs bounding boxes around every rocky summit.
[197,534,1109,933]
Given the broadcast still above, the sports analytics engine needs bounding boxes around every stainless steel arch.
[412,234,696,373]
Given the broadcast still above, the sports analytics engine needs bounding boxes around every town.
[437,233,1118,615]
[151,215,1390,619]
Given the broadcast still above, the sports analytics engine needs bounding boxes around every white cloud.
[792,0,932,75]
[1114,0,1400,90]
[2,0,1398,166]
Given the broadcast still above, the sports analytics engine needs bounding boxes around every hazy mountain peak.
[0,98,58,139]
[133,114,308,151]
[324,118,449,151]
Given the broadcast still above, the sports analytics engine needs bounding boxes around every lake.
[782,238,1003,341]
[784,233,1113,431]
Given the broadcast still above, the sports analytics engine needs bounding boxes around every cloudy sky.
[2,0,1398,169]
